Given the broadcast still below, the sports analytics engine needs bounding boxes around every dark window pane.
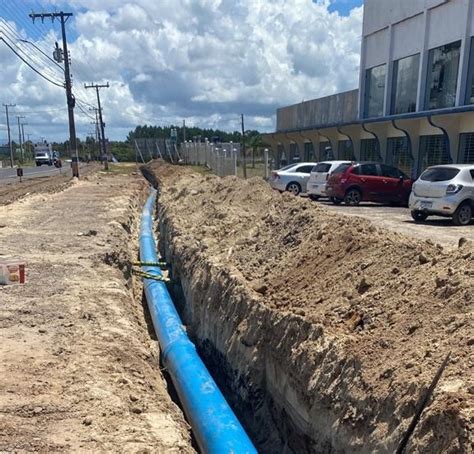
[296,165,313,174]
[313,163,332,173]
[338,140,354,160]
[387,137,414,177]
[470,170,474,179]
[465,37,474,104]
[391,54,420,114]
[319,142,333,161]
[425,41,461,110]
[364,64,386,118]
[420,167,460,182]
[304,142,316,161]
[419,135,451,174]
[459,133,474,163]
[359,164,378,176]
[360,138,382,161]
[381,164,403,179]
[332,163,351,174]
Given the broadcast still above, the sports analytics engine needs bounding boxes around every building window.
[387,137,414,178]
[425,41,461,110]
[419,135,451,174]
[459,133,474,163]
[364,64,386,118]
[304,142,315,162]
[465,37,474,104]
[360,138,382,161]
[337,140,354,160]
[290,143,300,162]
[391,54,420,114]
[319,142,334,161]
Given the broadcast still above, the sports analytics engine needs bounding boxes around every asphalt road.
[0,165,66,185]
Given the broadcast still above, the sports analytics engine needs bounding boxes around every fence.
[134,138,182,164]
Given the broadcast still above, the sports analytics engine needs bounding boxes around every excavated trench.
[142,163,473,454]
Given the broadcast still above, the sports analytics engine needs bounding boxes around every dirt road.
[0,169,194,452]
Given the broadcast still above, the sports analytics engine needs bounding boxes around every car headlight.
[446,184,463,195]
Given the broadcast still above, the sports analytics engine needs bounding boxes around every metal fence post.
[264,148,269,180]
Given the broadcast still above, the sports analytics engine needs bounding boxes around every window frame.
[391,53,420,115]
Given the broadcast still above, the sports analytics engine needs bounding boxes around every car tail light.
[446,184,463,195]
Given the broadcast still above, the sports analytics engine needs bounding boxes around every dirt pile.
[151,162,473,453]
[0,170,195,452]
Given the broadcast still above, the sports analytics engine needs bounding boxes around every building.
[264,0,474,177]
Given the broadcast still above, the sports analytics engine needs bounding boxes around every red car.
[326,162,413,206]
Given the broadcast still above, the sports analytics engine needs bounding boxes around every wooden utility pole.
[30,11,79,176]
[85,83,109,169]
[3,103,15,167]
[241,114,247,179]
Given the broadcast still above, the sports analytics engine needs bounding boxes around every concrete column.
[318,127,339,159]
[416,10,430,111]
[384,25,395,116]
[363,122,390,163]
[338,125,363,161]
[286,132,306,162]
[456,0,473,106]
[300,130,320,161]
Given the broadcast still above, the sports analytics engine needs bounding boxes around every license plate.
[420,201,433,209]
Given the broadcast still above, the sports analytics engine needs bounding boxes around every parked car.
[269,162,318,196]
[409,164,474,226]
[326,162,413,206]
[307,161,351,201]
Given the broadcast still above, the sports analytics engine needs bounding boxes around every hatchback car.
[409,164,474,226]
[307,161,351,201]
[269,162,317,196]
[326,162,413,206]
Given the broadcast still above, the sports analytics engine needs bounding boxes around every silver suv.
[409,164,474,226]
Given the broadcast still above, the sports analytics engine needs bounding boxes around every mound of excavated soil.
[151,162,473,453]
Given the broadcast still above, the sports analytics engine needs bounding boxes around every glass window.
[332,163,351,174]
[470,170,474,179]
[425,41,461,110]
[380,164,406,179]
[290,143,300,162]
[358,163,378,176]
[419,135,451,174]
[465,37,474,104]
[337,140,354,160]
[364,64,386,118]
[360,138,382,161]
[420,167,460,182]
[387,137,414,177]
[296,165,314,174]
[312,163,332,173]
[391,54,420,114]
[319,142,333,161]
[459,133,474,163]
[304,142,315,161]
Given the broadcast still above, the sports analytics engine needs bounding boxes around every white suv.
[409,164,474,226]
[307,161,351,201]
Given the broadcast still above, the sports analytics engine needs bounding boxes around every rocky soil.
[0,169,195,453]
[151,162,473,453]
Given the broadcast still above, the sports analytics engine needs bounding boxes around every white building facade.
[266,0,474,177]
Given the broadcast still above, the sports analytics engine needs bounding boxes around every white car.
[269,162,317,196]
[307,160,352,201]
[409,164,474,226]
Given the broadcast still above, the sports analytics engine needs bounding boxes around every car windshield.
[332,163,351,174]
[420,167,460,182]
[312,163,331,173]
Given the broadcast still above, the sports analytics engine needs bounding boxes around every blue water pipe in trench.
[139,188,257,454]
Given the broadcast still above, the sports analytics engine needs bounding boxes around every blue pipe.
[140,189,257,454]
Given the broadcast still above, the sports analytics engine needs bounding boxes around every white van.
[307,161,352,200]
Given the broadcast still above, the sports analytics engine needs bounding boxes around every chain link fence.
[134,138,182,164]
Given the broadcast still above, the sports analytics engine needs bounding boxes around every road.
[0,165,64,184]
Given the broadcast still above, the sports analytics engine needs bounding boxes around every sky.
[0,0,364,143]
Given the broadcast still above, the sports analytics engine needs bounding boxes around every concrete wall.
[276,90,359,132]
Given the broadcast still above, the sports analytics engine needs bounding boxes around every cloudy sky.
[0,0,363,142]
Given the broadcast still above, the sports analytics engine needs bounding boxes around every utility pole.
[30,11,79,177]
[16,115,25,164]
[241,113,247,179]
[21,122,27,161]
[3,103,15,167]
[183,119,186,143]
[89,107,100,160]
[85,83,109,169]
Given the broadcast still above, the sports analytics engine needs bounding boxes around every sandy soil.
[151,162,473,453]
[0,170,195,453]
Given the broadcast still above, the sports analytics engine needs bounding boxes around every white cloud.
[0,0,363,142]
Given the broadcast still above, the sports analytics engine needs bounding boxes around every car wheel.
[344,188,362,206]
[411,210,428,223]
[309,194,320,201]
[331,197,342,205]
[452,202,472,226]
[286,182,301,196]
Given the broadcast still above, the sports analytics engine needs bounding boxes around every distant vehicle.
[307,161,351,201]
[269,162,318,196]
[326,162,413,206]
[409,164,474,226]
[35,151,53,166]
